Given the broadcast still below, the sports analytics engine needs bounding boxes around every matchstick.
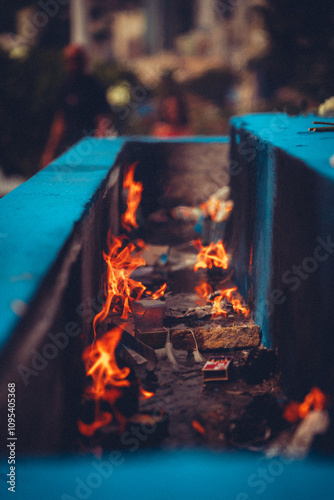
[309,126,334,132]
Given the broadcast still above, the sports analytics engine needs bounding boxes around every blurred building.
[0,1,268,69]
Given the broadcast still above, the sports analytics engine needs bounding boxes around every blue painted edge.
[124,135,230,144]
[230,112,334,182]
[253,148,276,348]
[0,450,333,500]
[0,138,127,351]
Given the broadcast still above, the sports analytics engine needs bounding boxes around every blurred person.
[150,94,193,137]
[40,45,113,168]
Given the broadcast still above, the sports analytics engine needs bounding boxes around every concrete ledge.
[0,137,126,452]
[227,113,334,399]
[1,450,333,500]
[0,137,127,350]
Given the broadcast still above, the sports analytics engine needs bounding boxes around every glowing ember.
[209,287,250,318]
[284,387,329,423]
[78,326,131,436]
[192,420,205,435]
[121,162,143,232]
[193,239,229,272]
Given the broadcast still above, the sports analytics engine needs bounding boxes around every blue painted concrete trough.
[226,113,334,399]
[1,120,334,498]
[0,135,229,453]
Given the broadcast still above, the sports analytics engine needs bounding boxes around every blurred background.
[1,0,334,193]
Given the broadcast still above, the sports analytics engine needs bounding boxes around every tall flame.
[121,162,143,232]
[80,158,161,439]
[80,229,160,437]
[78,326,131,437]
[93,233,147,338]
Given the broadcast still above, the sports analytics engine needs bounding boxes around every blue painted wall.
[228,113,334,398]
[1,450,334,500]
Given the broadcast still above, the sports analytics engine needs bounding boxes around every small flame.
[211,295,228,317]
[139,386,155,400]
[193,240,249,317]
[146,283,167,300]
[121,162,143,232]
[219,287,250,318]
[195,283,249,318]
[195,281,213,299]
[78,327,130,436]
[284,387,329,423]
[193,239,229,272]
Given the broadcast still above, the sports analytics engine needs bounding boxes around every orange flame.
[121,162,143,232]
[200,197,233,222]
[193,240,249,318]
[139,386,155,400]
[211,295,228,318]
[284,387,329,423]
[78,327,131,436]
[192,420,205,435]
[219,287,250,318]
[195,281,213,299]
[200,197,222,221]
[193,239,229,272]
[146,283,167,300]
[78,412,112,438]
[80,225,160,438]
[249,244,253,271]
[93,233,147,337]
[195,283,249,318]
